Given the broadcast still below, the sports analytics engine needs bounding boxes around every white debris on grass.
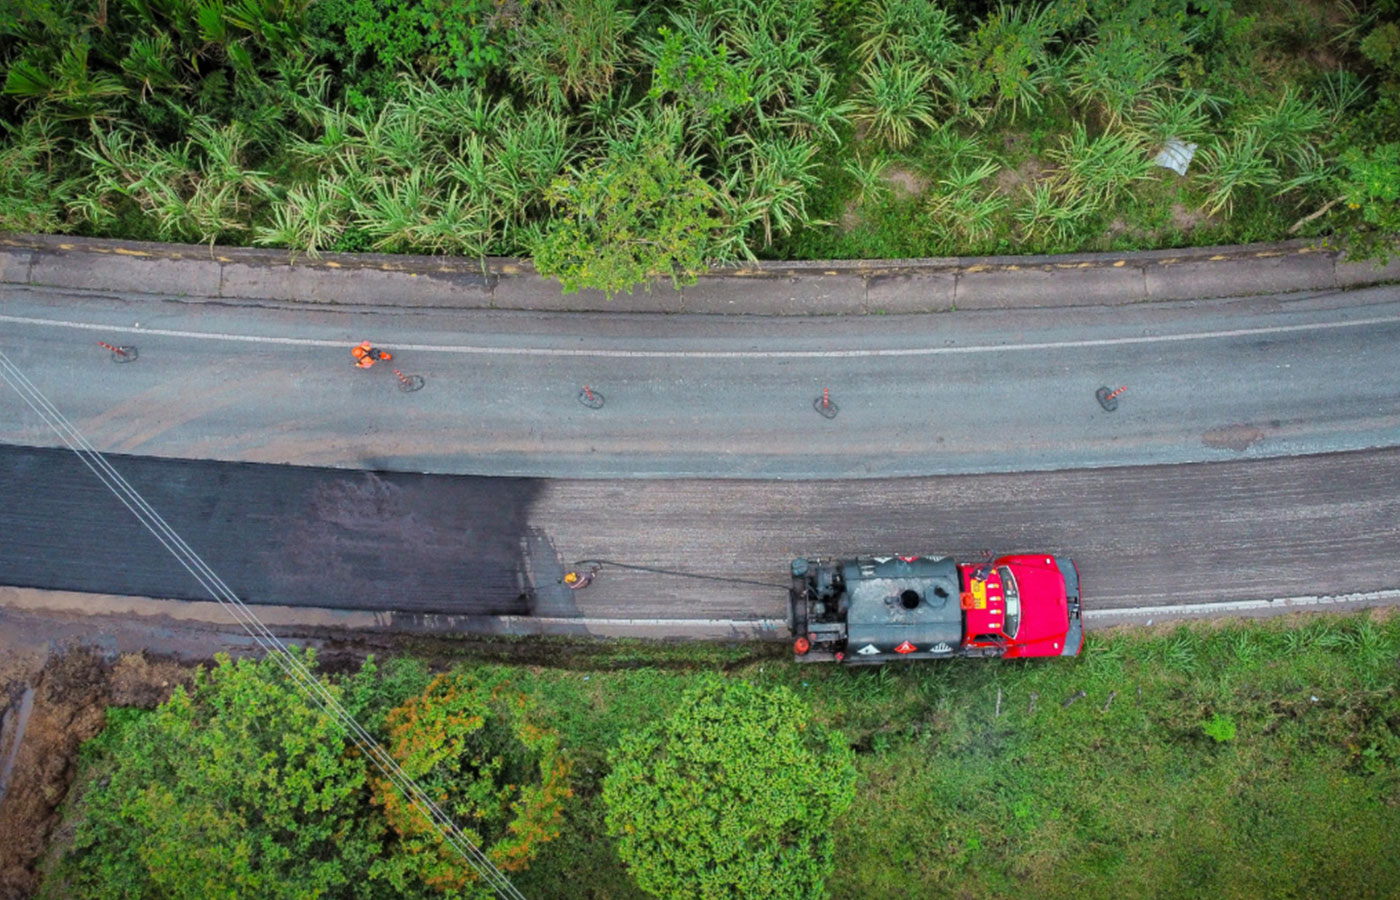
[1154,138,1198,176]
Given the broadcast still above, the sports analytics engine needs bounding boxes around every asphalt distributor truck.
[790,554,1082,664]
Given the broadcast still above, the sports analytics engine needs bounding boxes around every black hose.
[571,558,789,591]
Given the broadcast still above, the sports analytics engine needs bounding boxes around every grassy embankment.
[46,611,1400,899]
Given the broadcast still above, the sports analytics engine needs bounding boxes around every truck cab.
[790,553,1082,664]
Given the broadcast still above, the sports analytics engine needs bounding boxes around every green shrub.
[0,114,77,232]
[851,62,939,150]
[46,651,389,900]
[603,678,857,900]
[1328,142,1400,264]
[533,135,727,296]
[506,0,638,107]
[306,0,508,87]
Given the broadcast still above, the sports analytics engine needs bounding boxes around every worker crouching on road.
[561,565,600,590]
[352,341,392,368]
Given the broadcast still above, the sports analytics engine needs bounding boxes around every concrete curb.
[2,233,1397,315]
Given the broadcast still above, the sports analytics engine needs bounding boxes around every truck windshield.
[998,566,1020,639]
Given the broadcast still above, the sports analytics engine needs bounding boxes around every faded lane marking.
[2,311,1399,360]
[1085,588,1400,620]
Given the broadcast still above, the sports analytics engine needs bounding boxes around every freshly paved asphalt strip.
[0,445,547,616]
[2,443,1396,625]
[2,283,1399,479]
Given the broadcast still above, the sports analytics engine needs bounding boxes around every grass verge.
[46,611,1400,899]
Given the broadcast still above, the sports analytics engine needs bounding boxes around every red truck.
[789,554,1082,664]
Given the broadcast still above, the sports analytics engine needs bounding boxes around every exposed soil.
[840,197,863,232]
[881,165,929,199]
[993,156,1047,197]
[1170,201,1212,234]
[0,642,193,900]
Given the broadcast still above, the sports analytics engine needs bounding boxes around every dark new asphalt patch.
[0,445,545,615]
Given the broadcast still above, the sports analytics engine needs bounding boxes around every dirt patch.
[839,197,863,232]
[109,653,188,708]
[881,165,928,199]
[0,648,192,900]
[1202,424,1267,452]
[1170,201,1211,234]
[993,156,1047,197]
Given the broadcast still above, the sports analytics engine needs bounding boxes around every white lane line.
[513,589,1400,635]
[3,310,1400,359]
[1084,588,1400,620]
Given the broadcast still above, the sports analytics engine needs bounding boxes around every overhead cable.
[0,349,528,900]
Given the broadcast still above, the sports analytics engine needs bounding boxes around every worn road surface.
[2,284,1398,478]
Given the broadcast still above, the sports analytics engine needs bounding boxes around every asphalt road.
[3,443,1396,627]
[2,284,1399,478]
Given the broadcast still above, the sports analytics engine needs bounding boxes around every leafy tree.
[369,672,573,896]
[602,678,857,900]
[50,650,391,900]
[533,138,728,297]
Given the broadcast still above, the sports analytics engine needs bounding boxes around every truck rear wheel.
[789,589,808,640]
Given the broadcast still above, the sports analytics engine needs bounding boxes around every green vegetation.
[41,651,387,899]
[2,0,1398,293]
[39,652,572,900]
[39,612,1400,900]
[370,672,574,895]
[603,678,856,900]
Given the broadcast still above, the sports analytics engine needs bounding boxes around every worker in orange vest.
[561,565,600,590]
[352,341,392,368]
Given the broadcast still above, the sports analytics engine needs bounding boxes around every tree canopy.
[602,678,857,900]
[46,653,569,900]
[53,651,389,900]
[369,673,573,896]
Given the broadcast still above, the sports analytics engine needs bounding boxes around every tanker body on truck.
[790,554,1082,664]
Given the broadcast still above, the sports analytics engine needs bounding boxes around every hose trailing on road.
[572,558,789,590]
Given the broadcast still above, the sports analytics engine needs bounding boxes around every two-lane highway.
[3,282,1398,633]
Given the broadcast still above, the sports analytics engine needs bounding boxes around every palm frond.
[852,62,938,150]
[1200,127,1281,216]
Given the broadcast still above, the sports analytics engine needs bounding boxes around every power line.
[0,349,528,900]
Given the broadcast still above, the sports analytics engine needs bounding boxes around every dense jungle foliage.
[1,0,1398,295]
